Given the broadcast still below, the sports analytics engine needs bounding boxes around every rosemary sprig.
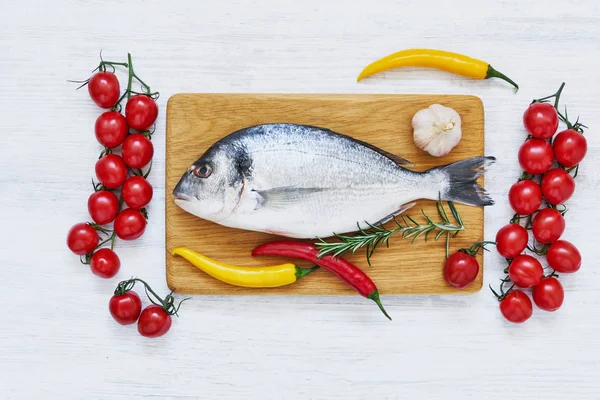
[315,199,465,266]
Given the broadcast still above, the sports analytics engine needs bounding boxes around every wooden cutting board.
[165,94,486,295]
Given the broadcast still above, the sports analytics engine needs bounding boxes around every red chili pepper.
[251,240,391,320]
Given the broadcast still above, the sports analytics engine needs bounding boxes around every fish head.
[173,145,247,222]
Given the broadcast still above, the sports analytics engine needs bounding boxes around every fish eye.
[192,164,212,178]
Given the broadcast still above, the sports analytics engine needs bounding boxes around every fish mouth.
[173,190,194,202]
[173,178,196,202]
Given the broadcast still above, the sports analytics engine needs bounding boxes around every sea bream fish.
[173,123,494,238]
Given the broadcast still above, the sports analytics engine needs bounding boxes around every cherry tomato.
[495,224,528,259]
[508,255,543,288]
[67,223,99,255]
[553,129,587,168]
[532,277,564,312]
[109,291,142,325]
[114,209,147,240]
[547,240,581,273]
[121,134,154,169]
[88,72,120,108]
[88,191,119,225]
[443,251,479,289]
[509,180,542,215]
[532,209,565,244]
[541,168,575,205]
[94,111,128,148]
[518,139,554,175]
[523,102,559,139]
[137,305,172,338]
[122,176,153,210]
[500,290,533,323]
[125,95,158,130]
[90,248,121,279]
[95,154,128,189]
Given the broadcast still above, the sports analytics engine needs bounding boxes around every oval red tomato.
[94,111,128,148]
[443,251,479,289]
[523,102,558,139]
[137,305,172,338]
[125,95,158,130]
[553,129,587,168]
[495,224,528,259]
[122,176,153,209]
[532,209,565,244]
[500,290,533,323]
[532,277,564,312]
[88,72,120,108]
[88,191,119,225]
[518,139,554,175]
[67,223,99,255]
[541,168,575,205]
[121,134,154,169]
[509,180,542,215]
[95,154,128,189]
[114,209,147,240]
[109,291,142,325]
[547,240,581,273]
[508,255,543,288]
[90,248,121,278]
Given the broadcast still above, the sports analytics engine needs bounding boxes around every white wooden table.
[1,1,599,398]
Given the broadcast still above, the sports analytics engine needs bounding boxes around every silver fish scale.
[217,124,437,237]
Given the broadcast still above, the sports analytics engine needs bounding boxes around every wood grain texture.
[1,0,600,399]
[165,94,485,295]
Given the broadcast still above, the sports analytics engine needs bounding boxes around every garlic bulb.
[412,104,462,157]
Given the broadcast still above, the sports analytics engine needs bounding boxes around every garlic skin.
[412,104,462,157]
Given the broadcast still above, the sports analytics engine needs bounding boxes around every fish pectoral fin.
[369,202,417,226]
[252,187,325,210]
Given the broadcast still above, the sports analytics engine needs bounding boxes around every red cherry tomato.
[508,255,543,288]
[95,154,128,189]
[541,168,575,205]
[553,129,587,168]
[532,209,565,244]
[88,72,120,108]
[87,191,119,225]
[109,291,142,325]
[122,176,153,209]
[125,95,158,130]
[114,209,147,240]
[443,251,479,289]
[518,139,554,175]
[508,180,542,215]
[500,290,533,323]
[523,102,559,139]
[547,240,581,273]
[121,134,154,169]
[67,223,99,255]
[94,111,128,148]
[137,305,172,338]
[495,224,528,259]
[90,248,121,278]
[532,277,564,312]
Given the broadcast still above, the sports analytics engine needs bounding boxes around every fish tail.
[429,156,495,206]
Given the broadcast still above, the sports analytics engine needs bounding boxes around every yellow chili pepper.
[172,247,319,288]
[357,48,518,91]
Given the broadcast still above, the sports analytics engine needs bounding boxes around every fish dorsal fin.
[309,125,414,167]
[252,187,326,210]
[351,137,414,167]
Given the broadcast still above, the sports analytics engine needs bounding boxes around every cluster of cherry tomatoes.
[492,83,586,323]
[65,53,183,338]
[109,278,188,338]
